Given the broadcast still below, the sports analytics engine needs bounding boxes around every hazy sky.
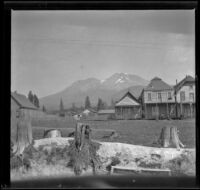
[11,10,195,98]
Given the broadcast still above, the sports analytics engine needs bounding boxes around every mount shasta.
[39,73,149,110]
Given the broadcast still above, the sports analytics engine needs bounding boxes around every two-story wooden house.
[174,75,195,118]
[140,77,175,119]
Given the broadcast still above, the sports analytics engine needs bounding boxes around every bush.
[163,151,195,176]
[10,155,23,170]
[67,140,102,175]
[106,156,121,171]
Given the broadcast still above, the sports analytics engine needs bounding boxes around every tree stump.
[156,126,185,149]
[13,109,33,156]
[43,129,62,138]
[68,122,101,176]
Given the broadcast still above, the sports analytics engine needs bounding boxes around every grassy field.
[32,118,195,148]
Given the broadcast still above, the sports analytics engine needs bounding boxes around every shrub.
[163,151,195,176]
[67,140,102,175]
[10,155,23,170]
[106,156,121,171]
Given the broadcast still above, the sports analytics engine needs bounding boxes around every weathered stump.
[43,129,62,138]
[13,109,33,156]
[68,122,101,176]
[155,126,185,149]
[11,109,34,171]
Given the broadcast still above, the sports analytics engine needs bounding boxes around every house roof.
[144,77,172,91]
[82,108,97,114]
[98,109,115,114]
[11,92,37,110]
[115,91,140,107]
[174,75,195,93]
[82,109,91,114]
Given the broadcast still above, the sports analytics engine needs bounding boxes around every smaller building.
[97,109,115,120]
[98,109,115,115]
[82,108,97,116]
[11,92,39,118]
[11,91,45,143]
[115,91,141,120]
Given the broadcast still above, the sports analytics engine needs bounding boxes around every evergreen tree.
[42,105,46,112]
[33,94,36,107]
[33,94,40,108]
[28,91,34,103]
[110,99,115,108]
[103,101,108,109]
[72,102,76,112]
[36,95,40,108]
[59,98,64,113]
[97,98,104,111]
[85,96,91,109]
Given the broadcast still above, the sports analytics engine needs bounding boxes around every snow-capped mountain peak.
[100,73,149,90]
[115,78,125,84]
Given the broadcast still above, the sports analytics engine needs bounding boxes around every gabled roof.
[174,75,195,93]
[144,77,172,91]
[98,109,115,114]
[11,92,37,110]
[82,108,97,114]
[115,91,140,107]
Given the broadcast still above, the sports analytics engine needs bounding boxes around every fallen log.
[31,137,195,176]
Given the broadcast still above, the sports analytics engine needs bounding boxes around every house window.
[158,92,161,100]
[189,93,194,102]
[148,93,151,101]
[180,91,185,102]
[189,85,193,90]
[168,92,172,99]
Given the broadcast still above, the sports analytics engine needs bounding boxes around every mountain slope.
[40,73,148,110]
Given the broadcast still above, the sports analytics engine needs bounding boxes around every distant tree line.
[56,96,116,115]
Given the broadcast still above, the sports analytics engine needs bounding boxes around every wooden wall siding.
[11,98,46,119]
[11,98,20,142]
[144,103,176,119]
[11,98,20,117]
[176,103,195,118]
[144,90,175,104]
[176,84,195,103]
[144,103,195,119]
[115,106,141,120]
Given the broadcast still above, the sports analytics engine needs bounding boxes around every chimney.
[176,79,178,85]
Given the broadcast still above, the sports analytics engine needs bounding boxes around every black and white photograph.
[10,8,196,187]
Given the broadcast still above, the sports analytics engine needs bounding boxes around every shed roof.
[115,91,140,107]
[98,109,115,114]
[11,92,37,110]
[174,75,195,93]
[144,77,172,91]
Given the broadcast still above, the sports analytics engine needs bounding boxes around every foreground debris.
[67,123,102,176]
[11,136,195,179]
